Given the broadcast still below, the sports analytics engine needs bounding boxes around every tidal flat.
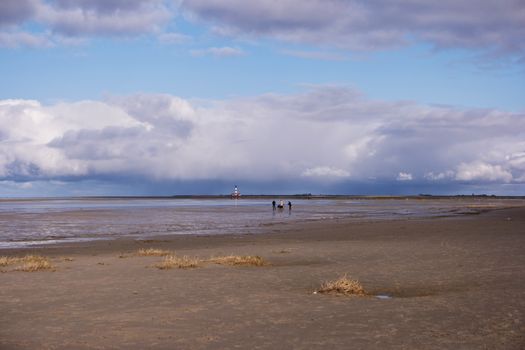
[1,206,524,349]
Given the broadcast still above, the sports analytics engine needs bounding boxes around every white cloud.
[191,46,245,57]
[0,0,173,46]
[18,181,33,189]
[344,136,380,161]
[301,166,350,178]
[281,50,346,61]
[36,0,171,37]
[425,171,455,181]
[0,87,524,185]
[0,180,32,189]
[455,161,513,183]
[158,32,191,44]
[396,172,413,181]
[507,152,525,170]
[0,31,53,48]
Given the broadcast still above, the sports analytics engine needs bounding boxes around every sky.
[0,0,524,196]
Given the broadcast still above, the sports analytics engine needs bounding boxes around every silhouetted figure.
[288,201,292,211]
[272,200,276,210]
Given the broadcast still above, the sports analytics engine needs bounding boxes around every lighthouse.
[231,185,241,199]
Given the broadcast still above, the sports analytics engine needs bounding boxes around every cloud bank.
[1,86,524,193]
[1,0,524,60]
[182,0,525,56]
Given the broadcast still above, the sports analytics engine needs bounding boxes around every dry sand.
[1,207,524,349]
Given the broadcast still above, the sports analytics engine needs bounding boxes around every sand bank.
[1,207,524,349]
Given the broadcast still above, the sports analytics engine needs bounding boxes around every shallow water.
[0,197,520,248]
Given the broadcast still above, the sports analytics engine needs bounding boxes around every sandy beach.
[1,207,524,349]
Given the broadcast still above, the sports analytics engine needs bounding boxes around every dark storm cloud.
[4,160,41,178]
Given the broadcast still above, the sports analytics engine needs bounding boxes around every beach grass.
[317,275,366,296]
[0,256,18,267]
[1,255,53,272]
[137,248,172,257]
[135,251,268,269]
[209,255,266,266]
[17,255,53,272]
[155,255,200,269]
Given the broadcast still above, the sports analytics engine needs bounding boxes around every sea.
[0,197,521,249]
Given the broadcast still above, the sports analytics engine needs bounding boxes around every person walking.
[288,201,292,211]
[272,200,276,210]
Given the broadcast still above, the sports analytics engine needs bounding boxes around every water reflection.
[0,197,520,248]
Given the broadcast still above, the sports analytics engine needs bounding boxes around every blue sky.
[1,0,524,196]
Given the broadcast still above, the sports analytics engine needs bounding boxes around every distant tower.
[231,185,241,199]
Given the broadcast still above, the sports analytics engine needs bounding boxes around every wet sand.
[1,207,524,349]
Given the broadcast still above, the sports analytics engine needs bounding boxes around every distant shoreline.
[1,194,524,201]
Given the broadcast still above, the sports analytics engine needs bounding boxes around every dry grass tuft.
[1,255,53,271]
[155,255,200,270]
[209,255,266,266]
[137,248,171,257]
[317,275,366,296]
[16,255,53,272]
[0,256,18,267]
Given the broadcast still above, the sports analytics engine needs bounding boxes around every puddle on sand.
[375,295,392,300]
